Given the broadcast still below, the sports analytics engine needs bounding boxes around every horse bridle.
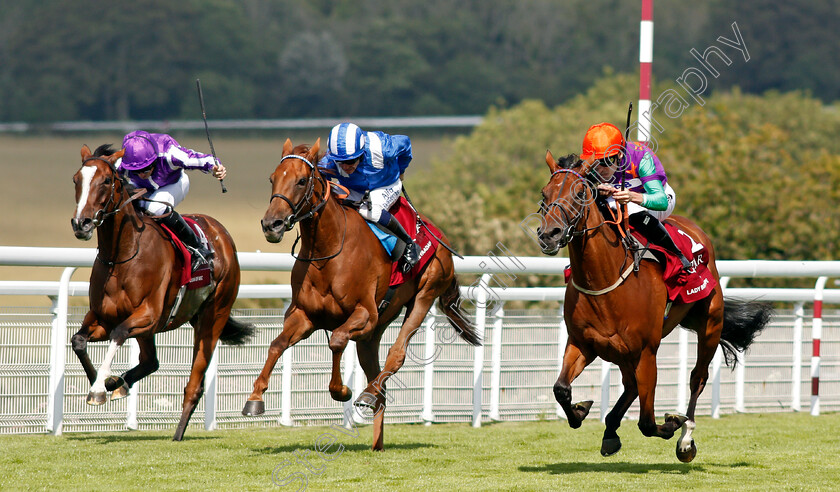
[269,154,329,231]
[541,168,597,246]
[81,156,146,227]
[79,156,147,265]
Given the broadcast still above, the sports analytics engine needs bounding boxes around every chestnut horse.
[243,138,481,451]
[71,144,253,440]
[536,152,771,462]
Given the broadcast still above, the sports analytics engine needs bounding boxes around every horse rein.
[271,154,346,262]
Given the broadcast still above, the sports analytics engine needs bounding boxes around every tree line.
[0,0,837,122]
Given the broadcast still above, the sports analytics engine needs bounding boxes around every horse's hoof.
[110,383,130,401]
[104,376,125,392]
[86,391,107,406]
[354,392,377,410]
[573,400,594,419]
[676,439,697,463]
[665,413,689,427]
[242,400,265,416]
[330,385,352,402]
[600,437,622,457]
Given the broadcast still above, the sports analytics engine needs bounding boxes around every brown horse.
[70,144,253,440]
[536,151,771,462]
[243,138,481,451]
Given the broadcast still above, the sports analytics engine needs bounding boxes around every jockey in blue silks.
[318,123,420,272]
[117,130,226,265]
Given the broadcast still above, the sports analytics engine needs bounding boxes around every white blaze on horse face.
[75,166,97,220]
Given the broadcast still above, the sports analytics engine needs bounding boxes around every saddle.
[158,218,213,291]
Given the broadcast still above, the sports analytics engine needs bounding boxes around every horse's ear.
[110,148,125,163]
[309,137,321,160]
[282,138,294,156]
[545,150,559,173]
[80,144,92,160]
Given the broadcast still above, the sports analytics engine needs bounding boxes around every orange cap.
[580,122,624,160]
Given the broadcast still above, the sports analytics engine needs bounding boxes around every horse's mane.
[557,153,583,170]
[93,144,116,157]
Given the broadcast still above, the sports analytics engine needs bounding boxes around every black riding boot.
[160,210,212,266]
[629,212,691,270]
[383,216,420,272]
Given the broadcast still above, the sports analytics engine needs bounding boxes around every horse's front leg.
[86,306,156,405]
[108,337,160,401]
[600,367,640,457]
[243,307,315,416]
[636,347,686,440]
[554,340,596,428]
[71,311,108,385]
[328,306,372,402]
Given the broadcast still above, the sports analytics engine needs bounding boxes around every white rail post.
[126,338,140,430]
[600,360,611,423]
[735,350,746,413]
[677,326,689,414]
[279,347,294,426]
[710,277,729,418]
[556,303,568,419]
[342,340,357,429]
[791,302,804,412]
[811,276,827,417]
[489,304,504,422]
[472,274,491,428]
[421,306,438,425]
[46,267,75,436]
[204,345,219,431]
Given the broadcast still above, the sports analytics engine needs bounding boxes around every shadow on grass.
[520,461,751,475]
[254,442,437,455]
[67,434,220,444]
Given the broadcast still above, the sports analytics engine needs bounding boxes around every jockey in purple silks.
[117,130,226,266]
[318,122,420,272]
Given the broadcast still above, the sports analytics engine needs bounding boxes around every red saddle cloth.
[158,217,212,290]
[562,222,717,303]
[631,222,717,303]
[388,197,440,287]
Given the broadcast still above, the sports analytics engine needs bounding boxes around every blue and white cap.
[327,123,366,161]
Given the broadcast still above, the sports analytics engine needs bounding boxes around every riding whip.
[401,185,464,259]
[620,102,633,231]
[196,79,227,193]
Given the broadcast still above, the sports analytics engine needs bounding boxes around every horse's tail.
[719,299,773,367]
[219,316,256,346]
[437,276,482,347]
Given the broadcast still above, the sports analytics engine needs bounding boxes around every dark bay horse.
[536,151,771,462]
[71,144,253,440]
[243,138,481,451]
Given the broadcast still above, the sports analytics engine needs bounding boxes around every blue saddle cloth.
[367,223,398,256]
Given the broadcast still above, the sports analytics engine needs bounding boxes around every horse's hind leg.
[676,294,724,462]
[356,295,432,410]
[354,338,386,451]
[174,302,238,442]
[554,341,596,428]
[108,337,160,401]
[600,367,640,457]
[243,308,315,416]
